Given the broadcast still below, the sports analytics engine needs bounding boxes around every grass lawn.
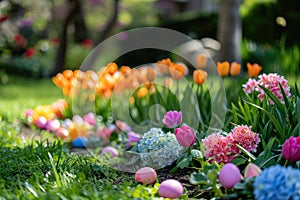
[0,76,62,121]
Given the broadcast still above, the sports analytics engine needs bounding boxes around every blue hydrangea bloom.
[136,128,184,168]
[254,165,300,200]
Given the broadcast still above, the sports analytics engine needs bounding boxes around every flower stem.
[284,160,288,167]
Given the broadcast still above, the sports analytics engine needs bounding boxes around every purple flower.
[126,131,141,148]
[282,136,300,162]
[162,111,182,128]
[20,18,33,27]
[175,125,196,147]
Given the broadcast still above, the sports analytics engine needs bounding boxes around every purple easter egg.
[158,179,184,199]
[101,146,119,157]
[219,163,241,188]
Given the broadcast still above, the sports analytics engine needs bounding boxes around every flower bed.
[23,57,300,199]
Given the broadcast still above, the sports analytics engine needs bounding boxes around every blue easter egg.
[72,137,88,148]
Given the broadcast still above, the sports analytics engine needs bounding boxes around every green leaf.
[207,169,218,185]
[190,172,209,185]
[48,152,61,188]
[254,137,278,168]
[279,84,294,125]
[231,157,247,166]
[177,156,192,169]
[245,100,284,136]
[231,103,239,123]
[296,97,300,124]
[203,162,219,173]
[258,85,285,113]
[191,149,203,158]
[236,144,256,161]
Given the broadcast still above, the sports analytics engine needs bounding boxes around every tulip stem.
[283,160,288,167]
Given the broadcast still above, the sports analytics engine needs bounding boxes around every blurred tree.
[94,0,119,45]
[51,0,119,75]
[51,0,81,76]
[217,0,242,63]
[73,0,88,43]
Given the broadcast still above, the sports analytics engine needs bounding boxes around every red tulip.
[175,125,196,147]
[282,136,300,162]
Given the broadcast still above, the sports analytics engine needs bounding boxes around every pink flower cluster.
[242,73,291,104]
[203,125,260,164]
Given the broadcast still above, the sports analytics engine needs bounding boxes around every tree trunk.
[50,0,80,76]
[217,0,242,63]
[73,0,88,43]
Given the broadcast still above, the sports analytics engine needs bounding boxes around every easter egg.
[158,179,184,199]
[134,167,157,185]
[36,116,47,129]
[101,146,119,157]
[55,128,69,139]
[45,119,60,132]
[72,137,88,148]
[219,163,241,188]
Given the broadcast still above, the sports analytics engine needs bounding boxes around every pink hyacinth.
[203,125,261,164]
[242,78,257,94]
[243,73,291,104]
[282,136,300,162]
[228,125,260,153]
[202,132,236,164]
[162,110,182,128]
[175,125,196,147]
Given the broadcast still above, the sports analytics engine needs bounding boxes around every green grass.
[0,75,62,121]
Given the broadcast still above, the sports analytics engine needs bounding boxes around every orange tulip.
[74,70,84,81]
[137,87,148,98]
[120,66,131,75]
[63,70,73,80]
[193,69,208,85]
[230,62,241,77]
[196,54,207,68]
[106,62,118,75]
[169,64,185,80]
[52,73,65,87]
[129,97,135,104]
[157,58,171,75]
[217,61,230,77]
[247,63,262,77]
[146,68,156,82]
[52,99,68,119]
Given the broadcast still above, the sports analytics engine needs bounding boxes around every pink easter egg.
[219,163,241,188]
[158,179,184,199]
[134,167,157,185]
[36,116,47,129]
[55,128,69,139]
[45,119,60,132]
[101,146,119,157]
